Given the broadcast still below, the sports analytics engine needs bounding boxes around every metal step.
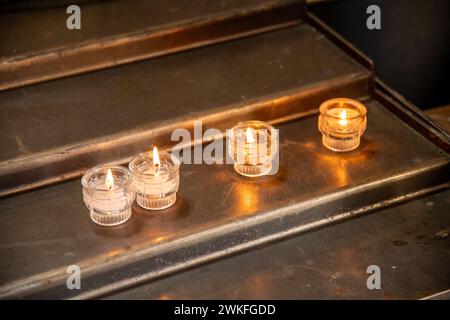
[0,0,305,90]
[0,23,371,197]
[1,95,448,299]
[105,189,450,300]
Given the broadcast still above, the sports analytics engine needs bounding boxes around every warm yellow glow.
[105,168,114,190]
[338,110,348,126]
[234,182,259,214]
[246,128,255,143]
[152,146,160,171]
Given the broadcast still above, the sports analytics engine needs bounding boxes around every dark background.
[311,0,450,110]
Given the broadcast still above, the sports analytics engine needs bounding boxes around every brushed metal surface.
[426,105,450,134]
[107,189,450,300]
[0,24,371,196]
[375,78,450,153]
[0,98,448,298]
[0,0,305,90]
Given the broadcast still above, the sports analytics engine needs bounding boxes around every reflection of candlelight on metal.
[228,121,278,177]
[82,165,135,226]
[316,149,374,187]
[335,163,349,186]
[129,147,180,211]
[234,182,260,214]
[319,156,350,186]
[318,98,367,152]
[152,235,168,244]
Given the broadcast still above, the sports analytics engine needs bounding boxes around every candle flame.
[246,128,255,143]
[338,110,348,126]
[105,168,114,190]
[152,146,160,172]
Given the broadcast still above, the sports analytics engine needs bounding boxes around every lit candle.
[318,98,367,152]
[129,146,180,210]
[81,165,135,226]
[228,120,278,177]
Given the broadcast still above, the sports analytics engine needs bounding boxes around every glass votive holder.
[81,165,135,226]
[318,98,367,152]
[227,120,278,177]
[129,150,180,210]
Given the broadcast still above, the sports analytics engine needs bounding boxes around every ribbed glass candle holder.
[81,165,135,226]
[129,151,180,210]
[228,120,278,177]
[318,98,367,152]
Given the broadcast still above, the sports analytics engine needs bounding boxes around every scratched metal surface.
[0,98,448,298]
[0,23,367,161]
[0,23,371,196]
[427,105,450,134]
[0,0,305,91]
[0,0,296,58]
[107,189,450,300]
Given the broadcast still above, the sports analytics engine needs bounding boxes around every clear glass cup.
[129,151,180,210]
[227,120,278,177]
[81,165,135,226]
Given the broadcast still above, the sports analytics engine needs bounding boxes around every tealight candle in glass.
[81,165,135,226]
[227,120,278,177]
[129,147,180,210]
[318,98,367,152]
